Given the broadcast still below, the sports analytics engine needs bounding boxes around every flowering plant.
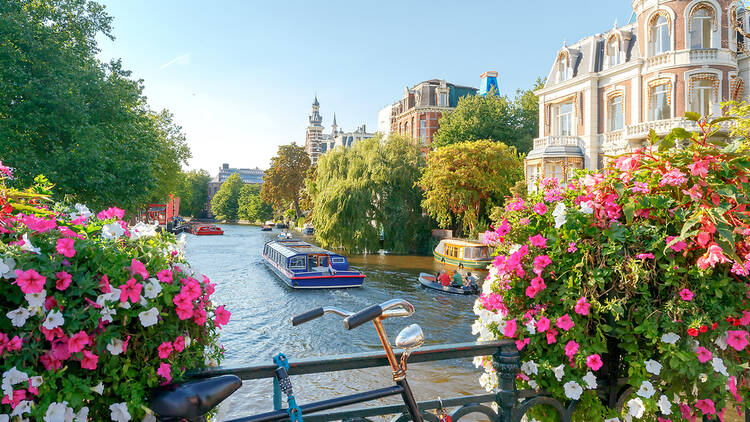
[0,162,230,421]
[475,119,750,421]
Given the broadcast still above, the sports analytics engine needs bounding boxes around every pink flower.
[68,331,89,353]
[614,154,640,173]
[193,308,207,325]
[503,318,517,338]
[659,167,688,187]
[129,259,149,280]
[506,198,526,212]
[556,314,575,331]
[697,243,731,270]
[181,279,202,300]
[173,336,186,352]
[173,293,192,309]
[157,342,173,359]
[533,255,552,270]
[97,207,125,220]
[546,328,557,344]
[515,338,530,351]
[175,305,194,320]
[666,236,688,252]
[682,184,703,201]
[99,275,111,293]
[214,306,231,327]
[119,278,143,303]
[40,353,62,372]
[679,403,693,420]
[564,340,579,358]
[635,253,654,259]
[20,214,57,232]
[55,271,72,291]
[157,269,173,284]
[495,218,511,237]
[536,316,550,332]
[679,288,694,301]
[528,234,547,249]
[694,399,716,416]
[14,269,46,294]
[726,330,748,351]
[688,159,710,178]
[157,362,172,384]
[575,297,590,316]
[696,346,712,363]
[586,354,603,371]
[55,238,76,258]
[567,242,577,253]
[631,182,650,194]
[80,350,98,370]
[741,310,750,326]
[532,203,548,215]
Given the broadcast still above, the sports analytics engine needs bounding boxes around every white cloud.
[160,53,191,69]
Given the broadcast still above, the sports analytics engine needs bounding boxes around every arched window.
[690,6,715,49]
[649,14,671,55]
[606,37,620,67]
[557,53,571,82]
[649,82,671,121]
[689,73,719,116]
[608,94,624,131]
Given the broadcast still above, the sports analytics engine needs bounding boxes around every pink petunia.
[546,328,557,344]
[575,297,590,316]
[515,338,530,351]
[567,242,578,253]
[56,238,76,258]
[193,308,208,325]
[181,279,203,300]
[129,259,149,280]
[586,354,603,371]
[97,207,125,220]
[696,346,712,363]
[119,278,143,303]
[536,316,550,332]
[694,399,716,416]
[157,342,173,359]
[68,331,90,353]
[564,340,579,358]
[214,306,231,327]
[528,234,548,249]
[99,275,111,293]
[635,253,654,259]
[80,350,98,370]
[157,362,172,384]
[726,330,748,351]
[20,214,57,232]
[14,269,46,294]
[175,305,194,320]
[157,269,173,284]
[679,288,693,301]
[556,314,575,331]
[532,203,548,215]
[55,271,72,291]
[666,236,688,252]
[173,336,186,352]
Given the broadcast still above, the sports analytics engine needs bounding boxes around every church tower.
[305,96,324,164]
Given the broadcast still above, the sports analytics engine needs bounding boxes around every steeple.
[313,95,319,107]
[332,113,337,126]
[308,96,322,127]
[331,113,338,134]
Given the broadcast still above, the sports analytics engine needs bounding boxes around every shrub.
[0,162,230,421]
[474,120,750,421]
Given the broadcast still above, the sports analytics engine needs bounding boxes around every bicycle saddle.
[150,375,242,418]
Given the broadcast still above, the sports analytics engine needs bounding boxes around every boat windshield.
[290,256,306,269]
[464,247,489,260]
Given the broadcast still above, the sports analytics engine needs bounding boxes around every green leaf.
[658,134,676,152]
[684,111,701,121]
[670,127,692,139]
[622,200,635,224]
[680,214,701,239]
[709,116,736,125]
[648,129,660,145]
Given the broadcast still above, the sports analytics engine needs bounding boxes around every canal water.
[184,224,492,421]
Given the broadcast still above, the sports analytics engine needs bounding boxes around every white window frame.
[605,37,620,68]
[649,83,671,121]
[690,8,714,49]
[552,101,575,136]
[607,95,624,131]
[650,15,671,55]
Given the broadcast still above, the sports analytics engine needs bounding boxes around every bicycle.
[150,299,427,422]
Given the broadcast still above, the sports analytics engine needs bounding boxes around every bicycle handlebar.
[291,299,415,329]
[291,307,324,326]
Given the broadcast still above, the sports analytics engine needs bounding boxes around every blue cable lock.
[273,353,303,422]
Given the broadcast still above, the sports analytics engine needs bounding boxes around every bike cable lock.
[273,353,303,422]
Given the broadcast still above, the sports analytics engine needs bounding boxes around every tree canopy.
[419,139,524,237]
[176,169,211,218]
[431,79,544,154]
[307,134,427,253]
[0,0,190,211]
[238,184,273,222]
[210,173,244,220]
[261,143,310,217]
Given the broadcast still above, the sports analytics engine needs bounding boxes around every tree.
[431,80,544,154]
[210,173,243,220]
[419,140,524,237]
[261,143,310,217]
[176,169,211,217]
[237,184,272,222]
[307,134,427,253]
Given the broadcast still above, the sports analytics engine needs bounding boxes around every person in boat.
[437,270,451,286]
[451,270,463,288]
[463,272,478,292]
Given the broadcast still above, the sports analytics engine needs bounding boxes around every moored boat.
[260,225,273,231]
[262,239,365,288]
[418,272,477,295]
[194,225,224,235]
[433,239,491,269]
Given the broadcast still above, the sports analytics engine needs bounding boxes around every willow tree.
[419,139,524,237]
[261,143,310,217]
[307,134,427,253]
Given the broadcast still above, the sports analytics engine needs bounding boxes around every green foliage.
[431,78,544,154]
[0,0,190,211]
[419,140,524,237]
[308,134,427,253]
[175,169,211,218]
[261,143,310,217]
[237,184,273,222]
[210,173,243,220]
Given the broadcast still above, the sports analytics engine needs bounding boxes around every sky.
[96,0,634,175]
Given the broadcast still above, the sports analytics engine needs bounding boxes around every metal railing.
[190,341,749,422]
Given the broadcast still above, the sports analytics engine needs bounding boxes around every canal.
[184,224,490,421]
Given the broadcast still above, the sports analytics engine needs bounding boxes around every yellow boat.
[433,239,491,269]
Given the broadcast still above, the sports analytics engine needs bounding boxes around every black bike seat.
[150,375,242,418]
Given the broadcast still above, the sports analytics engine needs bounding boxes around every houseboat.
[433,239,491,269]
[262,239,365,289]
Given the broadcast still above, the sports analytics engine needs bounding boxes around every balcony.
[646,52,672,69]
[645,48,737,70]
[625,118,734,139]
[689,48,718,61]
[532,135,581,149]
[528,136,584,160]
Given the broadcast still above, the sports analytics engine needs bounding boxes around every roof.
[267,240,335,258]
[439,239,487,248]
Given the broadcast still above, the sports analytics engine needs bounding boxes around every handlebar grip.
[291,307,325,326]
[343,304,383,330]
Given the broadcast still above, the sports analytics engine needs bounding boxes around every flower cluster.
[476,123,750,421]
[0,166,229,421]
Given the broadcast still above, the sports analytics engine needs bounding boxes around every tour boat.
[433,239,491,269]
[262,239,365,288]
[194,225,224,236]
[418,272,477,295]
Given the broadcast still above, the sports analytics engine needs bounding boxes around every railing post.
[492,342,521,422]
[273,377,282,411]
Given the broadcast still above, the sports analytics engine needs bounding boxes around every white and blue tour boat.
[262,239,365,288]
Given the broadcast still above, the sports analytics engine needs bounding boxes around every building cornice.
[394,106,455,120]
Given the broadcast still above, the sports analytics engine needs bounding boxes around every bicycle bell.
[395,324,424,357]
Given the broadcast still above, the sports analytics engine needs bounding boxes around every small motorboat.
[418,272,477,295]
[278,232,293,240]
[194,225,224,236]
[261,225,273,231]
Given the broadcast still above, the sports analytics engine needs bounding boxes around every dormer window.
[557,54,571,82]
[690,6,715,49]
[606,37,620,67]
[649,15,671,55]
[439,93,447,106]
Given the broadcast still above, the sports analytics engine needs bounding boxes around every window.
[331,257,345,264]
[527,165,538,185]
[690,8,714,49]
[650,15,671,55]
[420,120,426,144]
[545,162,564,182]
[439,93,448,106]
[606,37,620,67]
[552,102,574,136]
[608,95,624,131]
[649,84,671,121]
[558,57,571,82]
[690,79,714,116]
[290,256,306,269]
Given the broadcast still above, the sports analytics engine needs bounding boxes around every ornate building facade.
[304,97,375,164]
[526,0,748,186]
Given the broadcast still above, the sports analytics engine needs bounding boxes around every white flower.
[1,257,16,278]
[711,357,728,377]
[10,400,30,417]
[528,379,538,389]
[2,367,28,397]
[0,413,8,422]
[26,291,46,308]
[6,307,30,327]
[109,402,131,422]
[644,359,662,376]
[143,278,162,299]
[472,356,484,368]
[552,202,567,228]
[106,338,125,356]
[698,373,708,383]
[42,309,64,330]
[184,335,191,347]
[563,381,583,400]
[0,259,8,276]
[552,364,565,381]
[636,380,655,398]
[479,372,498,392]
[138,307,159,327]
[70,203,92,220]
[582,371,597,389]
[714,332,728,350]
[521,360,538,376]
[91,382,104,395]
[604,418,621,422]
[101,222,125,240]
[44,401,74,422]
[579,200,594,214]
[29,376,43,388]
[100,306,116,323]
[657,395,672,415]
[661,332,680,344]
[20,233,41,254]
[74,406,89,422]
[525,319,536,335]
[627,397,645,419]
[130,222,158,240]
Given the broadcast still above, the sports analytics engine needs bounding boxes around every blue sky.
[96,0,634,174]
